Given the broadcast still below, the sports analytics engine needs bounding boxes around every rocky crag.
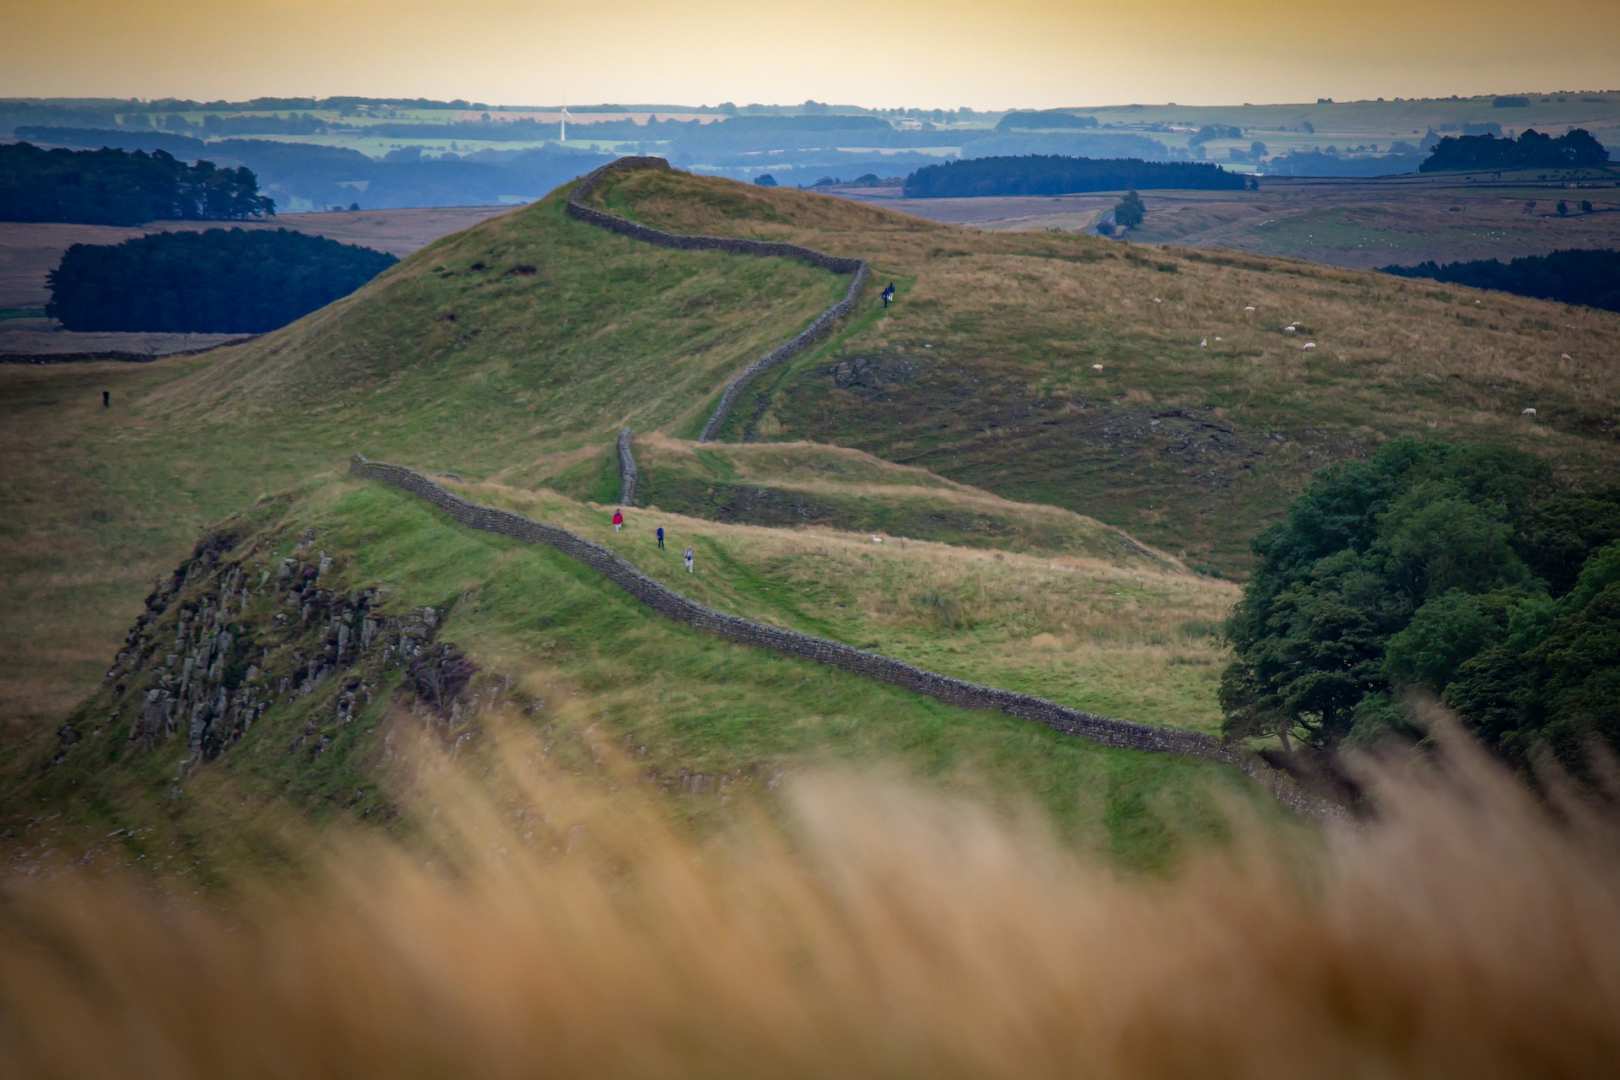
[55,521,497,782]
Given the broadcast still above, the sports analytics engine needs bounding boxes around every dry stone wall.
[565,157,870,442]
[349,455,1341,818]
[617,428,637,506]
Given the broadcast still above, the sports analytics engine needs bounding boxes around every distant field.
[847,173,1620,270]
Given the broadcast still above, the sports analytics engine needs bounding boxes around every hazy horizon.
[8,0,1619,111]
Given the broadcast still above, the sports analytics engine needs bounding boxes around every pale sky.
[7,0,1618,109]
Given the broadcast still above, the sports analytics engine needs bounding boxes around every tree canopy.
[1221,439,1620,773]
[994,111,1099,132]
[47,228,396,333]
[0,142,273,225]
[1419,128,1608,172]
[1383,249,1620,313]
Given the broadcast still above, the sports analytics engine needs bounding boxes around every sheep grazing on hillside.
[1284,325,1298,334]
[1244,305,1257,312]
[1091,364,1105,371]
[1522,407,1538,418]
[1200,338,1208,349]
[1302,342,1318,350]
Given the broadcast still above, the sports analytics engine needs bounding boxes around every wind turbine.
[559,94,570,144]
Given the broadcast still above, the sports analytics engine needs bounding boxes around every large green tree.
[1221,439,1620,769]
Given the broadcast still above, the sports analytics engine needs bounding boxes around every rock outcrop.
[90,527,475,770]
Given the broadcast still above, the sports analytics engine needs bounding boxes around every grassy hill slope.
[587,166,1620,573]
[0,185,846,729]
[7,477,1252,876]
[9,159,1617,868]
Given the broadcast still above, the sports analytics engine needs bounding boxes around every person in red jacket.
[612,508,624,533]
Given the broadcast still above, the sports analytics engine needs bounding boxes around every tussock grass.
[4,719,1616,1078]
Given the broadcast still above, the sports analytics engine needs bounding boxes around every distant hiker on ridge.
[683,546,695,573]
[612,508,624,533]
[656,526,665,550]
[881,282,896,308]
[102,390,110,408]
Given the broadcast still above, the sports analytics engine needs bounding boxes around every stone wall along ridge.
[349,455,1341,819]
[564,157,871,443]
[617,427,638,506]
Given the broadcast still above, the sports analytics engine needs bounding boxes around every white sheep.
[1284,325,1298,334]
[1302,342,1317,350]
[1522,407,1537,418]
[1091,363,1104,371]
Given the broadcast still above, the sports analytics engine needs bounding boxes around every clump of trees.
[47,228,396,333]
[902,155,1246,197]
[994,111,1099,132]
[1383,249,1620,313]
[1221,439,1620,773]
[0,142,274,225]
[1113,190,1145,229]
[1419,128,1608,172]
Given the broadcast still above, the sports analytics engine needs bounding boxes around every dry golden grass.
[453,478,1237,730]
[3,717,1616,1078]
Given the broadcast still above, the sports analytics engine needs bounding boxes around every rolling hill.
[5,158,1619,869]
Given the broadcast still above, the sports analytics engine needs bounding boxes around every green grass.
[455,479,1236,734]
[9,481,1258,875]
[0,184,846,730]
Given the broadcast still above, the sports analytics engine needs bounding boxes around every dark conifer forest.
[0,142,275,225]
[1384,249,1620,313]
[902,155,1247,197]
[46,228,396,332]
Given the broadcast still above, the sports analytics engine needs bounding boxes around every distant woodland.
[994,111,1099,131]
[902,155,1248,197]
[0,142,274,225]
[1420,128,1609,172]
[15,128,612,212]
[1384,249,1620,313]
[47,228,396,332]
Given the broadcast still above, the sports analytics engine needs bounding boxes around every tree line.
[1383,249,1620,313]
[0,142,273,225]
[901,155,1248,197]
[1221,439,1620,775]
[47,228,397,333]
[1419,128,1609,172]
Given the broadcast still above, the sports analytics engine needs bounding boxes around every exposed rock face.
[94,530,470,768]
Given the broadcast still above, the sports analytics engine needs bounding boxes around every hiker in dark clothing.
[656,526,665,550]
[881,282,896,308]
[102,390,110,408]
